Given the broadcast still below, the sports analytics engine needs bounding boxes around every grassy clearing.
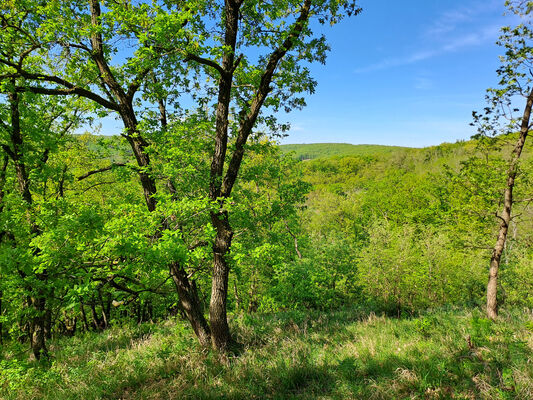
[1,307,532,399]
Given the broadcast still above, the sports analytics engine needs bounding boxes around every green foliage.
[292,139,532,314]
[0,3,531,392]
[470,315,494,347]
[281,143,406,160]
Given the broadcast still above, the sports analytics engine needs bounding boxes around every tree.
[179,0,361,350]
[472,0,533,319]
[0,0,216,346]
[0,86,86,358]
[0,0,362,352]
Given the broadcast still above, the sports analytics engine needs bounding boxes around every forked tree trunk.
[206,0,241,351]
[487,86,533,320]
[204,0,312,351]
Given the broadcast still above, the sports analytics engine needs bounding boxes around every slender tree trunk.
[80,301,90,332]
[169,262,211,347]
[233,280,241,310]
[97,289,110,329]
[30,294,47,360]
[0,157,6,345]
[285,220,303,259]
[44,307,52,340]
[248,271,259,313]
[487,86,533,319]
[6,89,48,359]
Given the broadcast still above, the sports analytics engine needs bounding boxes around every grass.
[1,307,532,399]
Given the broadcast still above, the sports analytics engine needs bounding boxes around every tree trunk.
[201,0,311,351]
[30,294,48,360]
[204,0,241,352]
[487,86,533,319]
[0,158,6,345]
[6,88,49,359]
[80,300,90,332]
[44,307,52,340]
[209,213,233,351]
[169,262,211,347]
[248,272,259,313]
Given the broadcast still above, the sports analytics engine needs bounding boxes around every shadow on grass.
[131,345,530,400]
[152,309,532,399]
[8,308,531,400]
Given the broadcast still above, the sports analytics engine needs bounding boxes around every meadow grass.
[1,307,532,399]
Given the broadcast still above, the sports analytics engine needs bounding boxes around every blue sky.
[280,0,518,147]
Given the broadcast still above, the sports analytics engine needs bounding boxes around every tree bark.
[487,86,533,319]
[88,2,212,342]
[205,0,242,351]
[89,0,158,212]
[30,295,47,360]
[169,262,211,347]
[0,157,6,344]
[80,301,90,332]
[205,0,312,351]
[209,212,233,350]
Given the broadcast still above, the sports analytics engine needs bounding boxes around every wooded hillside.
[0,0,532,398]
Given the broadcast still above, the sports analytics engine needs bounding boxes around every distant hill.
[279,143,409,160]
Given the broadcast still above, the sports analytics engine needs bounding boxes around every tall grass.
[1,307,532,399]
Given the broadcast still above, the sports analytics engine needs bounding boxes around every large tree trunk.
[203,0,311,351]
[487,86,533,319]
[209,213,233,350]
[205,0,241,351]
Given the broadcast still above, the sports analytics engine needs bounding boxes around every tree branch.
[185,53,225,76]
[221,0,312,198]
[80,180,117,194]
[12,85,120,111]
[126,66,153,102]
[0,144,15,160]
[77,163,127,181]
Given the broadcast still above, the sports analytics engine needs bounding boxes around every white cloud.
[290,124,305,132]
[425,0,501,37]
[426,10,472,37]
[354,0,506,74]
[354,24,501,73]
